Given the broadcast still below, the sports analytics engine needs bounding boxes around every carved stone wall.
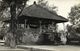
[22,26,40,45]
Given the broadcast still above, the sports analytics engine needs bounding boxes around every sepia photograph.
[0,0,80,51]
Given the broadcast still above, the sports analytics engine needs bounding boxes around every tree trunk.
[6,1,17,48]
[10,1,17,48]
[4,0,28,48]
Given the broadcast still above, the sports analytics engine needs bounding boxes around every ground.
[17,44,80,51]
[0,39,80,51]
[0,44,80,51]
[49,45,80,51]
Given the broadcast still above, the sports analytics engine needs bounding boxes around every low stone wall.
[22,28,41,45]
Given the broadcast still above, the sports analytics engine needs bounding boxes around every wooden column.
[17,23,19,29]
[19,24,21,28]
[24,19,27,29]
[53,22,57,32]
[17,20,19,29]
[39,21,42,34]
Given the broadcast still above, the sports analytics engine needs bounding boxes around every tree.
[69,4,80,25]
[68,4,80,34]
[1,0,29,48]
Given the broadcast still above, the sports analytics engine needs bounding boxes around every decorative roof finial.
[34,1,36,4]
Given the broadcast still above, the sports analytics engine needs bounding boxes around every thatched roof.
[4,2,68,23]
[19,2,68,23]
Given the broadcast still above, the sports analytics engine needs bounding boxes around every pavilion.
[4,2,68,44]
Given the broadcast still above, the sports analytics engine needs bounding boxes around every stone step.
[0,40,5,46]
[17,45,57,51]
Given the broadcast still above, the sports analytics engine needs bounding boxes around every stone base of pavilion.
[17,45,58,51]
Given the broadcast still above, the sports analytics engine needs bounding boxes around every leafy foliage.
[67,25,76,34]
[69,4,80,25]
[68,4,80,34]
[0,0,29,47]
[2,0,28,5]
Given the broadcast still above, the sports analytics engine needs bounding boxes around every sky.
[27,0,80,31]
[48,0,80,18]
